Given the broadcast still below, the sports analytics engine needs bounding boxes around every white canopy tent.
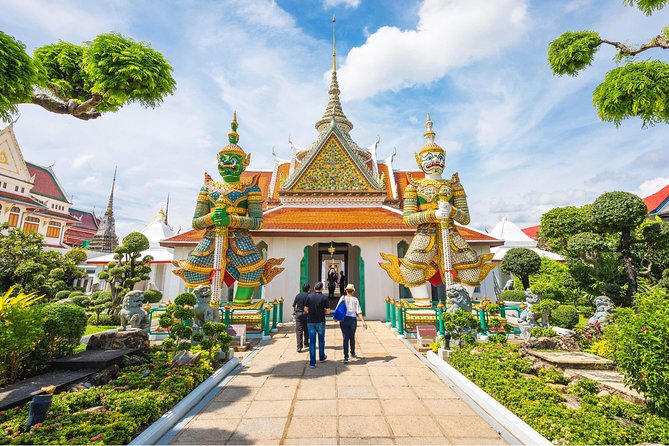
[490,217,564,262]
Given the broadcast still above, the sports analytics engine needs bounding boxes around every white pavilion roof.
[490,217,564,262]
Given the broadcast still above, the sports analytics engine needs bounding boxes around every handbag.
[332,299,346,321]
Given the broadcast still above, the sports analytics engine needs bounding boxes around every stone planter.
[437,348,452,361]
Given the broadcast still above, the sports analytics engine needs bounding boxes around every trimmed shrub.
[69,290,84,298]
[551,304,579,329]
[71,295,91,308]
[0,302,44,385]
[54,289,72,301]
[143,289,162,303]
[88,313,120,326]
[488,333,508,344]
[174,292,196,306]
[500,289,526,302]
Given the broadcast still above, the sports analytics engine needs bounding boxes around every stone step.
[525,350,614,370]
[50,348,140,370]
[563,368,645,405]
[0,369,96,410]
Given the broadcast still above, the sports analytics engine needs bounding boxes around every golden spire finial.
[332,15,337,72]
[424,112,436,143]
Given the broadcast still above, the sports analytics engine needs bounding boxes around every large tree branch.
[600,35,669,56]
[29,93,102,120]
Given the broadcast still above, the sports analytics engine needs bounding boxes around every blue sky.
[1,0,668,236]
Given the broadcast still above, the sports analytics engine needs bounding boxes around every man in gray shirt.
[305,281,330,367]
[292,284,310,352]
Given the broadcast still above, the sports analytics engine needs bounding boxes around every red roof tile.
[0,190,46,208]
[69,208,99,231]
[644,183,669,213]
[33,209,80,223]
[26,163,70,202]
[522,225,540,240]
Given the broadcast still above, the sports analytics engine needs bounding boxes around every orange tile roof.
[644,183,669,213]
[522,224,540,240]
[161,206,502,246]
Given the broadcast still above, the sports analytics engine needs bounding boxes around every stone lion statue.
[588,295,614,326]
[519,288,541,339]
[446,284,472,313]
[119,290,149,331]
[502,279,515,291]
[193,285,219,330]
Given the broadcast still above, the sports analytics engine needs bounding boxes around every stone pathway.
[170,321,506,445]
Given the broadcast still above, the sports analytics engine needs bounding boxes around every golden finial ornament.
[418,113,445,156]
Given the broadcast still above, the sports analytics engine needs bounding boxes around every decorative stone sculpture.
[502,279,515,291]
[519,288,541,339]
[446,284,472,313]
[588,295,614,326]
[119,290,149,331]
[193,285,219,329]
[380,115,494,306]
[172,114,284,305]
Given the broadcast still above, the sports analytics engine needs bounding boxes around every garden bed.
[0,350,217,445]
[440,343,669,445]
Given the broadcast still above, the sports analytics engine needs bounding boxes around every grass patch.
[83,325,118,336]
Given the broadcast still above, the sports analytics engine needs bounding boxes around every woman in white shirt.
[338,284,367,364]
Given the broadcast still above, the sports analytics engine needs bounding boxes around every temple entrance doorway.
[299,242,365,315]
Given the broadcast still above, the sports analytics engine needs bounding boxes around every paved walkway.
[171,321,506,445]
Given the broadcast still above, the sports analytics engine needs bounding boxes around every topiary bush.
[551,304,579,329]
[500,289,526,302]
[54,289,71,301]
[40,303,87,358]
[70,295,91,308]
[88,313,120,326]
[612,287,669,416]
[143,289,162,304]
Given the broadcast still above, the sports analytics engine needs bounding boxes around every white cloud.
[73,154,95,169]
[337,0,528,101]
[635,177,669,198]
[323,0,361,9]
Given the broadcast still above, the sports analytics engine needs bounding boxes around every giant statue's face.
[419,150,445,176]
[218,153,245,180]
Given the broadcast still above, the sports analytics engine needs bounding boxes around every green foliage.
[529,258,578,303]
[64,248,87,265]
[548,31,601,76]
[659,268,669,289]
[531,327,558,338]
[54,289,71,301]
[0,299,44,385]
[88,313,120,327]
[0,224,85,297]
[88,291,112,325]
[499,289,526,301]
[441,309,478,343]
[486,303,500,315]
[196,321,233,361]
[38,303,87,359]
[590,191,648,232]
[611,287,669,416]
[539,206,592,254]
[551,304,579,329]
[97,232,152,313]
[501,248,542,289]
[0,350,213,445]
[538,368,570,385]
[83,33,176,112]
[623,0,669,15]
[174,292,196,306]
[0,31,36,122]
[449,343,669,444]
[143,289,162,303]
[159,297,195,355]
[0,31,175,123]
[70,295,90,308]
[488,333,508,344]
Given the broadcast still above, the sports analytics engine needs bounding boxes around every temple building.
[161,37,502,320]
[88,170,119,253]
[0,124,97,249]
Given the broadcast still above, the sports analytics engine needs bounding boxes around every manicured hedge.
[449,343,669,444]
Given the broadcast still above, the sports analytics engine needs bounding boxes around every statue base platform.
[226,300,265,335]
[400,299,438,334]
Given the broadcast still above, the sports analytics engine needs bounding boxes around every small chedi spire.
[418,113,444,156]
[315,15,353,134]
[89,167,119,253]
[229,111,239,145]
[424,112,436,143]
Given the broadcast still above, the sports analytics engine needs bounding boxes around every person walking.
[327,266,338,299]
[304,281,330,368]
[339,271,346,297]
[337,284,367,364]
[292,283,310,352]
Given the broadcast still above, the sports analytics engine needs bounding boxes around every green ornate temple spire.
[315,15,353,134]
[228,111,239,145]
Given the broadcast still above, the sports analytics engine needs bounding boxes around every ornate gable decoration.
[282,128,384,193]
[0,126,32,182]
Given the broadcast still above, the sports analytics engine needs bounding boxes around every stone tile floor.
[171,321,506,445]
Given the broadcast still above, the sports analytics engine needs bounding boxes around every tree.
[0,224,85,296]
[547,1,669,126]
[587,191,669,304]
[501,248,542,289]
[97,232,152,313]
[539,206,592,254]
[0,31,175,122]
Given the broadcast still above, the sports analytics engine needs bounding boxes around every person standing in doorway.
[337,284,367,364]
[327,266,338,299]
[339,271,346,297]
[305,281,330,368]
[292,283,310,352]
